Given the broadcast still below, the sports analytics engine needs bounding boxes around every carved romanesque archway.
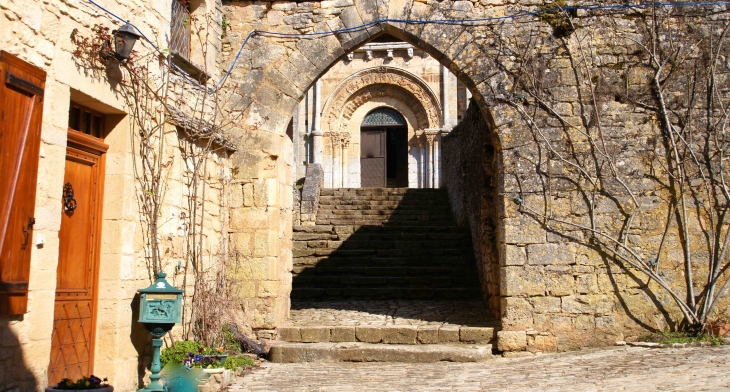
[321,66,442,132]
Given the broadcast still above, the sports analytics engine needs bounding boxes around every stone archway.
[223,4,520,339]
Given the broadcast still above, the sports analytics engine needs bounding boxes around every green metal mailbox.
[138,271,184,392]
[138,271,184,326]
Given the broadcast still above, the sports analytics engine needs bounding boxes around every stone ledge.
[277,325,496,345]
[268,342,495,363]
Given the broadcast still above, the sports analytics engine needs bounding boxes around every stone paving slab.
[286,300,497,327]
[227,346,730,391]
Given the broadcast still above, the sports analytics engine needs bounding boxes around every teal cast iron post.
[145,338,164,391]
[137,271,184,392]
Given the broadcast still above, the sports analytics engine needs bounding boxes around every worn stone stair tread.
[268,342,496,363]
[277,324,496,345]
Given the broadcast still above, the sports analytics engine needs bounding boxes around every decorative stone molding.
[424,129,440,146]
[347,53,354,61]
[366,50,373,61]
[340,132,351,148]
[322,66,442,132]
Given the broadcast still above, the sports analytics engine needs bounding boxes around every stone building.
[290,35,471,189]
[3,0,730,390]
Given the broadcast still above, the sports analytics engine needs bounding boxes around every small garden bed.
[635,331,728,347]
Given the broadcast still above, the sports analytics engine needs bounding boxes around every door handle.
[63,182,77,212]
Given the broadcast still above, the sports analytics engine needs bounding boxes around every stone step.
[293,247,473,258]
[293,225,465,233]
[291,275,479,288]
[268,342,495,363]
[292,266,478,277]
[294,239,473,250]
[291,287,483,300]
[315,218,456,226]
[293,256,476,267]
[277,325,496,345]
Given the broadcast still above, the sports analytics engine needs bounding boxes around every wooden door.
[48,127,107,384]
[360,129,386,187]
[0,51,46,315]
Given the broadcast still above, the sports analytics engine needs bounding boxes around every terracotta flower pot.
[45,387,113,392]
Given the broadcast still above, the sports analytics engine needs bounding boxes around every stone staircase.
[291,188,482,300]
[272,188,497,363]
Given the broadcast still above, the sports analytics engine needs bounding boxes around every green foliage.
[160,340,202,368]
[224,355,255,370]
[640,331,727,346]
[220,324,242,353]
[55,375,109,390]
[539,0,575,38]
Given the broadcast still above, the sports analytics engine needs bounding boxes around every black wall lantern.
[113,21,141,61]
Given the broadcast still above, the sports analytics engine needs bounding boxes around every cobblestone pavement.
[288,300,497,327]
[227,346,730,391]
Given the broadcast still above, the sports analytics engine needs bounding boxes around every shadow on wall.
[0,316,38,391]
[130,294,152,389]
[290,187,492,327]
[441,99,501,318]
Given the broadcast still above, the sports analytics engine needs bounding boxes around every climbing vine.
[70,12,246,347]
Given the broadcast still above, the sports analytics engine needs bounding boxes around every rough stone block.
[501,267,546,296]
[528,335,559,352]
[497,330,527,352]
[460,327,495,344]
[381,326,418,344]
[356,326,382,343]
[527,243,575,265]
[300,326,330,343]
[417,326,440,344]
[439,326,460,343]
[501,297,534,329]
[501,244,527,266]
[278,327,301,342]
[330,326,356,342]
[561,295,613,315]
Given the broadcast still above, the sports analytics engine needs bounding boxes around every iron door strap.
[20,217,34,250]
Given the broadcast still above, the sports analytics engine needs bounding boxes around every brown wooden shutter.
[0,51,46,315]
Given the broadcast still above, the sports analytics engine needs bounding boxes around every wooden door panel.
[48,300,94,383]
[360,130,386,187]
[57,150,99,294]
[0,51,46,315]
[49,136,106,384]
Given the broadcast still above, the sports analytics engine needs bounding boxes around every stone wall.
[442,100,500,318]
[221,0,730,353]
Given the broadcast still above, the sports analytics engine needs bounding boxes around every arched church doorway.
[360,107,408,188]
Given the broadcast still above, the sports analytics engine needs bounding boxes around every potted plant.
[184,346,228,373]
[45,375,113,392]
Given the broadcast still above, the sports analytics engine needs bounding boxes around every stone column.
[415,131,426,188]
[313,80,322,132]
[442,65,458,129]
[341,132,351,188]
[312,130,324,164]
[331,133,342,188]
[424,130,439,188]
